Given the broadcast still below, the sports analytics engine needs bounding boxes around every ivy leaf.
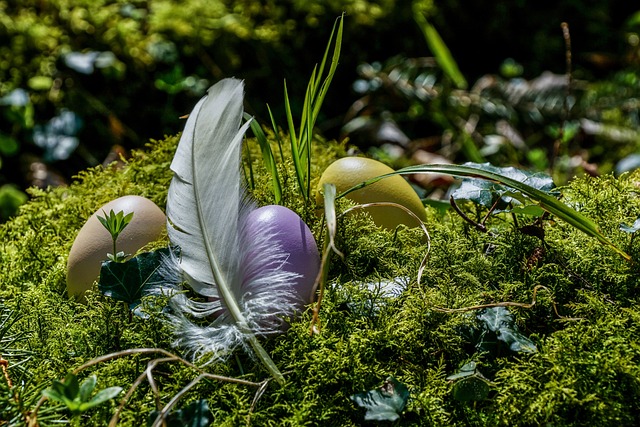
[451,162,556,210]
[476,307,538,354]
[446,362,491,401]
[451,376,491,401]
[147,399,212,427]
[350,377,410,422]
[98,247,174,310]
[445,361,478,381]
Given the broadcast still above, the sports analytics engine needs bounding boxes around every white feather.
[155,79,300,366]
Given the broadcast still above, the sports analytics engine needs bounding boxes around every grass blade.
[245,113,282,203]
[312,14,344,122]
[266,104,286,165]
[413,6,467,90]
[283,81,307,200]
[339,163,630,260]
[298,65,317,155]
[322,183,343,258]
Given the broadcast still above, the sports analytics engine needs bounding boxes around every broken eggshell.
[66,195,166,296]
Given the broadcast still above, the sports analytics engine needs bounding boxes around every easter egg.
[244,205,321,309]
[316,157,427,229]
[66,195,166,296]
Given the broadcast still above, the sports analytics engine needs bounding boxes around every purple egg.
[244,205,321,307]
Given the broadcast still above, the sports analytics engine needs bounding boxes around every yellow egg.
[316,157,427,229]
[66,195,166,296]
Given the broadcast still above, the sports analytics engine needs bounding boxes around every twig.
[561,22,573,118]
[552,22,573,171]
[432,284,581,320]
[29,348,263,427]
[108,357,175,427]
[150,374,206,427]
[449,196,487,232]
[1,355,20,411]
[309,239,333,335]
[246,379,271,427]
[72,348,258,386]
[1,356,13,389]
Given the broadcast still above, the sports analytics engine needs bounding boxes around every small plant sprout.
[97,209,134,262]
[41,373,122,418]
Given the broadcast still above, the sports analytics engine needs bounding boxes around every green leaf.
[322,183,342,258]
[97,209,134,240]
[98,247,174,310]
[0,133,19,156]
[451,376,490,401]
[266,104,286,164]
[445,361,478,381]
[62,373,79,400]
[78,375,97,403]
[508,205,546,216]
[245,113,282,203]
[350,377,410,422]
[277,14,343,201]
[147,399,212,427]
[0,184,28,221]
[283,81,306,200]
[413,4,467,89]
[42,375,78,407]
[452,163,555,210]
[42,373,121,415]
[338,162,630,260]
[476,307,538,354]
[79,386,122,412]
[459,131,485,163]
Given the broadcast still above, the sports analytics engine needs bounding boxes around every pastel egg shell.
[66,195,166,296]
[244,205,321,309]
[316,156,427,230]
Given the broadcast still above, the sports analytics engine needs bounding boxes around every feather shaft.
[165,78,289,384]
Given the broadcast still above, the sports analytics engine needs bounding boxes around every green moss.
[1,133,640,425]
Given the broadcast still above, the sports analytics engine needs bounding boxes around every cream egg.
[66,195,166,296]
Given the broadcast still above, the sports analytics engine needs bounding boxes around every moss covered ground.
[1,133,640,426]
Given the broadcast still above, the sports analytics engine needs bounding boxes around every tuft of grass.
[253,13,344,204]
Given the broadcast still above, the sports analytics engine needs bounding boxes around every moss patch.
[1,134,640,426]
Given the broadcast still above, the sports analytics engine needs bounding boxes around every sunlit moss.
[1,133,639,425]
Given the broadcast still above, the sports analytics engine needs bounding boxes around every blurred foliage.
[432,0,639,81]
[343,55,640,188]
[0,0,429,215]
[0,0,638,221]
